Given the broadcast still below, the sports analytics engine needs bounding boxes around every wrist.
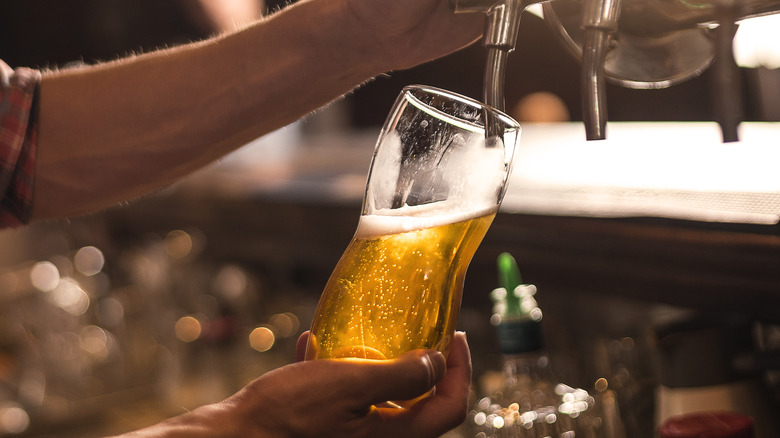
[117,403,243,438]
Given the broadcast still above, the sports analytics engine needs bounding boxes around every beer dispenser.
[451,0,780,142]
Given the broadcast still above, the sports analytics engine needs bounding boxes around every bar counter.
[103,122,780,322]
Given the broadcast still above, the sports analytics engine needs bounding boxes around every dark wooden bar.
[101,189,780,323]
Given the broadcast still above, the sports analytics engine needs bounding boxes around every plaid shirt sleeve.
[0,60,41,228]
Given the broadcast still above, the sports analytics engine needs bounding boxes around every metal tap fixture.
[450,0,540,138]
[453,0,780,142]
[580,0,622,140]
[451,0,542,113]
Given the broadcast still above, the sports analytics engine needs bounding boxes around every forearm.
[112,402,253,438]
[34,0,381,219]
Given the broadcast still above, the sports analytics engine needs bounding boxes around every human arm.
[116,332,472,438]
[178,0,265,34]
[33,0,483,220]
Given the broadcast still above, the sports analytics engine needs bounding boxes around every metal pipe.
[484,47,509,111]
[483,47,510,139]
[580,0,622,140]
[481,0,524,114]
[713,4,742,142]
[581,29,609,140]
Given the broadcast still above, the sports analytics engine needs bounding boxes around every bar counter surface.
[103,122,780,323]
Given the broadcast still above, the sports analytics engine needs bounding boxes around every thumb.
[356,349,447,406]
[295,331,310,362]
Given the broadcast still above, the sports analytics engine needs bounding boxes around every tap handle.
[581,0,621,31]
[484,1,524,50]
[451,0,525,50]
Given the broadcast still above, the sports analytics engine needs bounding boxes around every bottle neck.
[496,318,544,355]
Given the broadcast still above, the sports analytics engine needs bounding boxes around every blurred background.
[1,1,779,436]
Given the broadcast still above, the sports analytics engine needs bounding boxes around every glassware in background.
[305,85,519,362]
[469,253,609,438]
[653,314,780,438]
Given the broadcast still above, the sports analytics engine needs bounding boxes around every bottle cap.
[659,411,754,438]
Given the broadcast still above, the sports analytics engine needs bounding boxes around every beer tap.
[453,0,780,142]
[544,0,780,142]
[450,0,538,113]
[451,0,621,140]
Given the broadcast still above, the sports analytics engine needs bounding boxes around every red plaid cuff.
[1,61,41,228]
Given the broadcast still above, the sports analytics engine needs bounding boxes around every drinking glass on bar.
[305,85,520,368]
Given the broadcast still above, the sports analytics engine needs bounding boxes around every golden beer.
[305,206,496,361]
[303,85,520,374]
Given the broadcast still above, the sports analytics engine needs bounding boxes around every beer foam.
[367,131,402,212]
[366,131,510,214]
[440,135,508,210]
[355,203,497,239]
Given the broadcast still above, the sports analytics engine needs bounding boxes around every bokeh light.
[175,316,203,343]
[164,230,193,259]
[30,261,60,292]
[595,377,609,392]
[249,326,276,352]
[74,246,105,276]
[269,312,300,338]
[0,403,29,435]
[213,265,247,300]
[80,325,115,363]
[50,278,91,316]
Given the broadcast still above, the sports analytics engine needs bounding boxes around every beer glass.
[305,85,520,364]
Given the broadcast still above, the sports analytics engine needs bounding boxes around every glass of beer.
[305,85,520,366]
